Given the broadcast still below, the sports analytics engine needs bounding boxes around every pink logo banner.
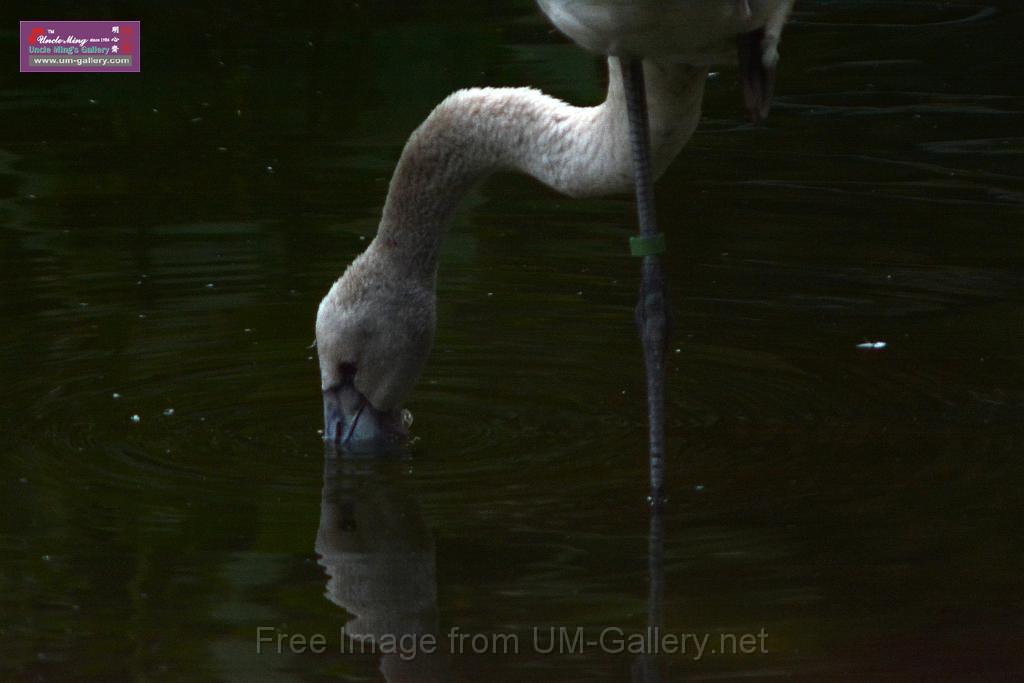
[20,21,140,73]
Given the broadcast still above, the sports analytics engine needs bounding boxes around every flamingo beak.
[322,384,409,451]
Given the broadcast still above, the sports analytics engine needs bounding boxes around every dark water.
[2,1,1022,680]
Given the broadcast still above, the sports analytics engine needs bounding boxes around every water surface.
[1,1,1022,680]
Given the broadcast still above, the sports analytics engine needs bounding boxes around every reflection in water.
[316,452,449,681]
[316,449,674,681]
[632,506,665,683]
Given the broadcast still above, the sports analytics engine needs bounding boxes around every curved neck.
[370,58,707,282]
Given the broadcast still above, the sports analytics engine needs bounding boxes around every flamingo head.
[315,248,435,450]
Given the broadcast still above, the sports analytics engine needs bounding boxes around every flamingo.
[316,0,796,498]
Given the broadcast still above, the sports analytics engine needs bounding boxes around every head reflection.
[315,451,448,682]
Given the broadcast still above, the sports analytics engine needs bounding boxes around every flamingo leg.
[621,58,671,508]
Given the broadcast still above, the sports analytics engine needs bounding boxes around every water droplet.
[130,414,141,423]
[162,408,175,417]
[112,393,121,399]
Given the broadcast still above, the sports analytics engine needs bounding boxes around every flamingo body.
[537,0,795,61]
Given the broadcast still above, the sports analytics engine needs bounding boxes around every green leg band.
[629,233,667,257]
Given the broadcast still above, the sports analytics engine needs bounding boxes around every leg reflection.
[632,503,665,682]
